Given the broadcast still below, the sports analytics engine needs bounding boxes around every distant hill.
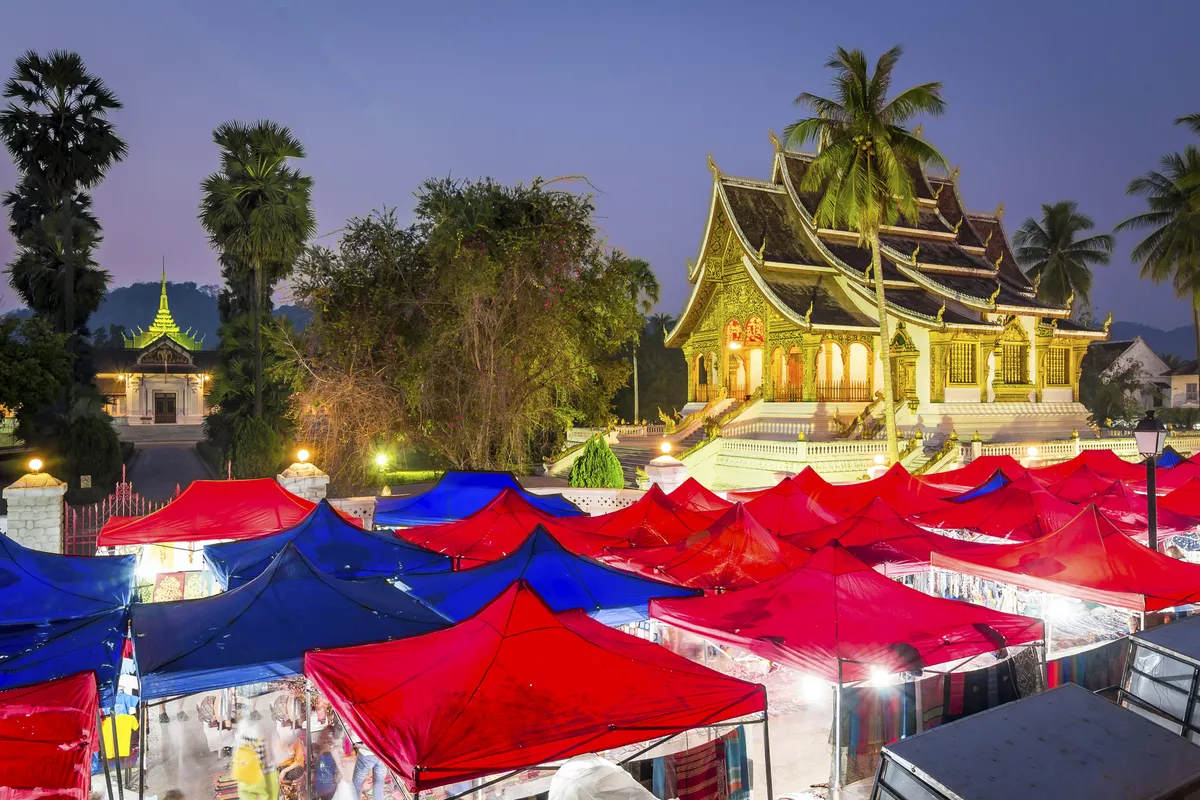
[4,280,311,345]
[1109,321,1197,360]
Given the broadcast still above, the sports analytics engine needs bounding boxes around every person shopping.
[352,739,388,800]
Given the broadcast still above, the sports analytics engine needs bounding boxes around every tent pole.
[138,700,147,800]
[111,714,125,800]
[98,713,117,800]
[761,689,774,800]
[305,680,313,797]
[834,661,843,800]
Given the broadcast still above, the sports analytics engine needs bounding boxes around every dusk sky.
[3,1,1199,326]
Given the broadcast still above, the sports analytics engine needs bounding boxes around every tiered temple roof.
[124,271,204,351]
[667,141,1107,345]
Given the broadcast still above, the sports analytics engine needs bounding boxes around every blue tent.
[374,471,583,527]
[395,526,698,625]
[0,610,127,708]
[953,470,1012,503]
[204,500,451,589]
[133,544,448,699]
[1161,446,1189,469]
[0,536,134,624]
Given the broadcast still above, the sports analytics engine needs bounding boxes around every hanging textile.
[723,727,749,800]
[1046,638,1128,692]
[673,739,726,800]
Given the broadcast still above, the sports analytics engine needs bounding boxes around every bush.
[568,436,624,489]
[230,417,282,479]
[61,414,122,503]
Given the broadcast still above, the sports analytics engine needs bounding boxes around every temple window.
[1003,343,1030,384]
[948,342,977,385]
[1045,348,1071,386]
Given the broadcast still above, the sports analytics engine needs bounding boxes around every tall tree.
[784,45,947,462]
[199,121,315,418]
[616,253,660,423]
[1116,131,1200,357]
[1013,200,1114,314]
[0,50,126,336]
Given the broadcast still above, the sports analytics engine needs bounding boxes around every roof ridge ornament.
[949,165,960,183]
[953,217,963,235]
[1103,310,1114,335]
[804,300,814,326]
[1065,289,1075,309]
[911,243,920,265]
[769,129,783,153]
[1032,273,1041,294]
[706,153,721,180]
[994,252,1004,269]
[936,300,946,323]
[914,124,924,138]
[983,228,994,248]
[988,284,1001,306]
[758,237,766,261]
[993,202,1005,220]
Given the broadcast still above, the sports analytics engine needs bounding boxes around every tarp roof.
[601,505,808,592]
[665,478,733,516]
[1091,480,1199,540]
[0,536,133,623]
[560,484,715,553]
[651,543,1043,683]
[204,500,451,589]
[1159,446,1190,468]
[133,544,447,699]
[0,611,126,709]
[392,488,602,568]
[915,455,1027,495]
[1132,459,1200,494]
[915,473,1080,541]
[0,672,98,798]
[781,497,993,576]
[931,506,1200,612]
[1030,450,1144,484]
[792,466,834,497]
[1042,464,1117,504]
[742,476,841,537]
[1162,477,1200,517]
[374,471,582,527]
[395,527,696,625]
[97,478,320,546]
[305,582,766,792]
[812,464,950,517]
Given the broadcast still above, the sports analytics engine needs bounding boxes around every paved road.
[127,443,211,501]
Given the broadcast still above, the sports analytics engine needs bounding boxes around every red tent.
[601,504,808,591]
[812,464,950,517]
[915,473,1079,541]
[666,478,733,516]
[0,672,98,798]
[1042,465,1116,504]
[782,497,993,576]
[1091,480,1199,541]
[743,476,842,537]
[1130,459,1200,495]
[395,488,604,568]
[1162,477,1200,516]
[1030,450,1144,483]
[915,455,1028,495]
[792,466,834,496]
[932,506,1200,612]
[557,484,714,554]
[651,543,1043,683]
[97,478,334,546]
[305,582,765,792]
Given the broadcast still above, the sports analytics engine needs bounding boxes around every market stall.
[204,499,450,589]
[0,672,100,799]
[916,473,1079,541]
[1120,614,1200,740]
[742,475,842,537]
[808,464,950,518]
[374,471,583,527]
[666,478,734,516]
[561,484,716,550]
[1029,448,1146,483]
[1042,464,1119,504]
[1090,480,1200,541]
[914,455,1027,495]
[0,533,134,622]
[304,582,768,795]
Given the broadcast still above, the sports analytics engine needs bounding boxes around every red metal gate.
[63,466,176,556]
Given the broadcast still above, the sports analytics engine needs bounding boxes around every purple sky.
[2,1,1199,326]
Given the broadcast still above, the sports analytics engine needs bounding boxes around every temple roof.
[124,271,204,351]
[759,270,876,329]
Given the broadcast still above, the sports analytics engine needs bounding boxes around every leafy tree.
[784,46,947,463]
[1013,201,1114,314]
[199,121,315,419]
[614,253,660,423]
[612,315,687,423]
[568,435,624,489]
[1116,129,1200,358]
[61,412,121,502]
[230,416,282,479]
[0,51,126,337]
[1078,345,1149,426]
[0,316,72,416]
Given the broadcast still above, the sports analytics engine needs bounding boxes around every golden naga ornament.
[988,284,1002,305]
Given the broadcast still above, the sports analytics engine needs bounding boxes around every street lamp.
[1134,410,1168,552]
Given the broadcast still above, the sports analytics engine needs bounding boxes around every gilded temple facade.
[667,137,1108,442]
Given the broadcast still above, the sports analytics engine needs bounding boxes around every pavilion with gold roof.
[95,272,214,425]
[667,134,1110,444]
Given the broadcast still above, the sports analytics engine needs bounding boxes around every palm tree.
[1116,145,1200,357]
[199,121,315,419]
[0,51,126,336]
[649,312,675,337]
[616,254,660,423]
[784,46,947,463]
[1013,201,1114,314]
[1178,114,1200,136]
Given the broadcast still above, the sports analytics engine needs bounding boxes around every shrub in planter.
[568,435,624,489]
[231,417,282,479]
[61,413,122,503]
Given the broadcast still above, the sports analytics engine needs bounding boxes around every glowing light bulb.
[296,449,310,464]
[660,441,672,454]
[1027,446,1038,458]
[28,458,42,474]
[374,453,388,468]
[874,454,885,466]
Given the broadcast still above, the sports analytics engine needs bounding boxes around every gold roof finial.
[933,182,945,201]
[914,124,924,138]
[1103,310,1114,335]
[953,217,963,234]
[988,284,1001,306]
[706,153,721,180]
[912,243,921,264]
[768,129,782,153]
[758,237,766,261]
[983,229,994,248]
[994,252,1004,269]
[994,202,1005,220]
[936,301,946,324]
[950,165,960,183]
[1065,289,1075,309]
[804,300,814,326]
[1032,273,1041,294]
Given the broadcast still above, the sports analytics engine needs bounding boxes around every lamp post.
[1134,410,1168,552]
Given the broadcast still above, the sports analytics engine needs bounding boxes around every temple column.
[801,333,821,402]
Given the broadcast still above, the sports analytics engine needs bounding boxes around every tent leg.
[111,714,125,800]
[761,690,774,800]
[138,701,147,800]
[305,681,313,797]
[834,663,843,800]
[99,713,118,800]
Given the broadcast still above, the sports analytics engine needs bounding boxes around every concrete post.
[276,462,330,502]
[971,431,983,461]
[645,453,688,494]
[2,472,67,553]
